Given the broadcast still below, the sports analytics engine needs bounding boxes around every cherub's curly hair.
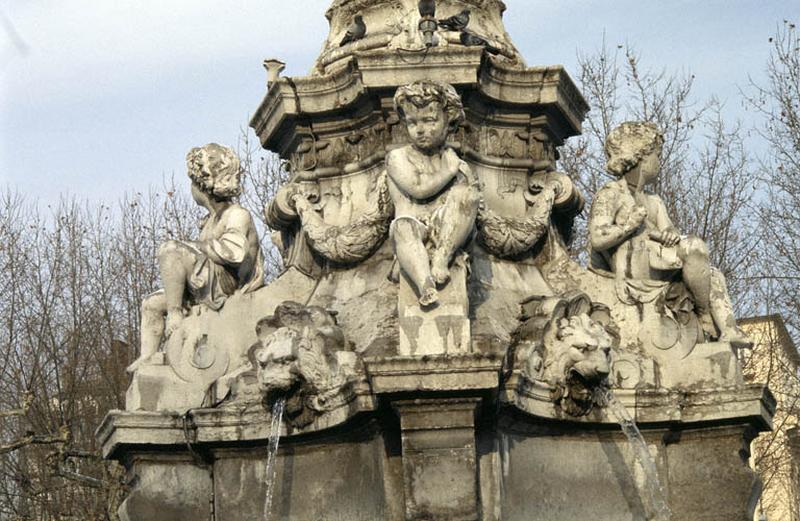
[186,143,242,199]
[393,81,465,133]
[605,122,664,177]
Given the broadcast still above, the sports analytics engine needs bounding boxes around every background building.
[740,316,800,521]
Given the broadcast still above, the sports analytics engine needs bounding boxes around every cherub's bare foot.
[720,328,753,350]
[698,312,717,338]
[430,252,450,286]
[126,355,151,374]
[419,277,439,307]
[165,308,184,339]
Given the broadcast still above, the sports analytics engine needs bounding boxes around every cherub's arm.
[649,195,681,246]
[589,187,640,252]
[196,208,253,266]
[386,148,459,200]
[653,196,679,234]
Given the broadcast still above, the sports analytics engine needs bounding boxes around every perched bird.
[459,30,500,55]
[340,15,366,46]
[438,9,470,31]
[418,0,436,17]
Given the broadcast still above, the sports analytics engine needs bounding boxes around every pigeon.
[438,9,470,31]
[459,30,500,55]
[340,15,366,46]
[418,0,436,17]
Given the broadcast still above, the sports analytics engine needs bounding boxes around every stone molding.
[502,376,775,429]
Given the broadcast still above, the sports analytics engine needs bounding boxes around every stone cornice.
[250,48,587,155]
[250,60,367,153]
[97,379,378,461]
[98,377,773,462]
[502,374,775,431]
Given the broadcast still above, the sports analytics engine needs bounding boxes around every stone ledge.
[98,381,378,461]
[502,374,775,431]
[250,47,586,155]
[96,411,189,460]
[365,354,503,394]
[192,387,377,442]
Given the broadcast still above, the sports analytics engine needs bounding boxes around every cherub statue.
[127,144,265,373]
[386,81,480,307]
[588,122,749,347]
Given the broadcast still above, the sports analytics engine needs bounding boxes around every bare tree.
[738,22,800,518]
[0,135,287,519]
[747,21,800,338]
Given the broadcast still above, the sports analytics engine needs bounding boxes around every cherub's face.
[402,102,449,154]
[190,181,211,208]
[637,145,661,186]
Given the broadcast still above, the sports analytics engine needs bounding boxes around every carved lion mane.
[252,301,356,427]
[509,292,615,416]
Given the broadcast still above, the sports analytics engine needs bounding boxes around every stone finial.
[418,0,438,47]
[263,59,286,87]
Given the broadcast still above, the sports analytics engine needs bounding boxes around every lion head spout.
[508,292,616,416]
[251,301,358,428]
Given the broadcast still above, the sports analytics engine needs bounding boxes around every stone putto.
[386,81,480,307]
[127,143,264,373]
[589,121,750,348]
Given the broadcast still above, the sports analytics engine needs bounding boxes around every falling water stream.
[263,398,286,521]
[597,388,672,521]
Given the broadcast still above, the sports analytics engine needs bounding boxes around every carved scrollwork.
[294,171,394,265]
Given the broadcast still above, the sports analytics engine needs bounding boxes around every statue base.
[398,260,471,356]
[99,354,773,521]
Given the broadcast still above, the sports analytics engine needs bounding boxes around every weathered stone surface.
[394,398,481,521]
[118,455,212,521]
[101,386,772,521]
[101,1,778,520]
[213,422,392,521]
[665,426,762,520]
[491,422,761,521]
[125,363,208,413]
[125,267,317,413]
[365,354,501,394]
[398,261,471,355]
[304,246,398,357]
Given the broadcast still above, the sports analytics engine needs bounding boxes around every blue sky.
[1,1,794,204]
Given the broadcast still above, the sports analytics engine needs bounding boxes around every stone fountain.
[97,1,774,519]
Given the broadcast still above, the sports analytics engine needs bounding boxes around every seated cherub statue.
[127,143,265,372]
[386,81,480,307]
[588,122,749,347]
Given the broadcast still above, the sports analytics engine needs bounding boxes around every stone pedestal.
[398,263,471,356]
[394,398,481,521]
[99,381,773,521]
[126,361,208,414]
[368,356,500,520]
